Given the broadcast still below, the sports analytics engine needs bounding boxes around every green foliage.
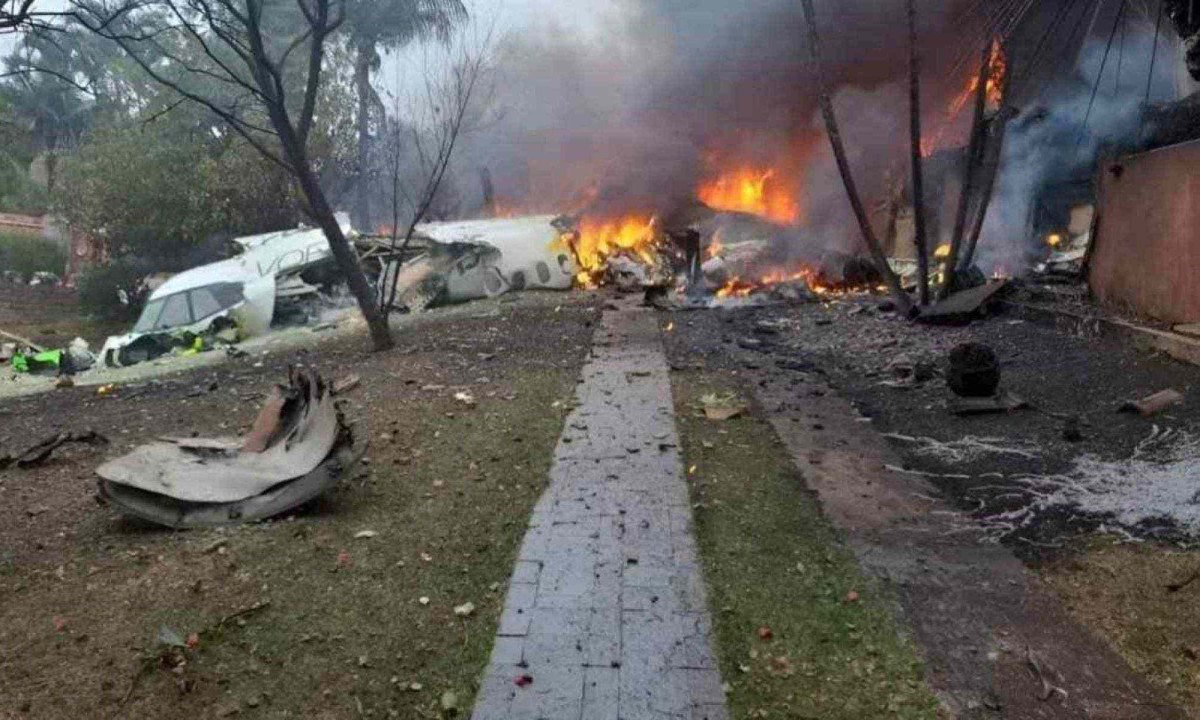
[0,232,65,278]
[55,124,300,271]
[0,159,49,214]
[76,258,145,321]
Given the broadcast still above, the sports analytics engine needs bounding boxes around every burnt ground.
[663,293,1200,716]
[663,294,1200,551]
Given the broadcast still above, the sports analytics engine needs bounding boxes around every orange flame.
[565,215,662,286]
[922,39,1007,158]
[697,167,802,225]
[715,267,831,299]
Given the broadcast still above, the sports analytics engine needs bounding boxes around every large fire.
[922,39,1007,158]
[565,215,662,286]
[697,167,802,225]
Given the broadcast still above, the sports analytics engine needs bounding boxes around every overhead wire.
[1139,0,1165,142]
[1011,0,1086,95]
[1077,0,1128,147]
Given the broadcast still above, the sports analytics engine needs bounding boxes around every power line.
[1012,0,1085,96]
[1116,2,1126,93]
[1139,0,1165,143]
[1077,0,1127,147]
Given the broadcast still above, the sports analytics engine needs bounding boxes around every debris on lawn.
[453,602,476,617]
[1120,389,1183,417]
[332,374,361,395]
[699,392,747,421]
[96,369,366,528]
[0,429,108,470]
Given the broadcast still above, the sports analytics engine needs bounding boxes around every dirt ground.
[0,293,598,719]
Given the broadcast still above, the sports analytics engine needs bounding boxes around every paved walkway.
[471,308,727,720]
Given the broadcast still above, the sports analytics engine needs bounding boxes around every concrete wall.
[1091,140,1200,325]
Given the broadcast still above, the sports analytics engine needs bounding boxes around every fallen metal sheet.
[98,423,365,528]
[96,370,338,503]
[917,280,1010,325]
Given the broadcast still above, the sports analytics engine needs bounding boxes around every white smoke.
[976,21,1179,273]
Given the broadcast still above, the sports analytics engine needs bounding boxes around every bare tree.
[379,21,494,313]
[1,0,73,33]
[71,0,394,351]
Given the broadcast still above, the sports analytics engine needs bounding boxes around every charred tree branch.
[941,41,991,299]
[800,0,912,316]
[908,0,930,306]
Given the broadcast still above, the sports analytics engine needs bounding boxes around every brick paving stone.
[471,308,727,720]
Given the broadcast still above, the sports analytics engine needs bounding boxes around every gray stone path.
[471,308,727,720]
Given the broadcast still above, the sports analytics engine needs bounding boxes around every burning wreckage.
[79,207,886,372]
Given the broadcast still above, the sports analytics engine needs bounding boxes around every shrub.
[76,259,146,321]
[0,232,66,279]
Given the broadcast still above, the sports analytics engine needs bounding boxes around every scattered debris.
[453,602,476,617]
[354,530,378,539]
[917,280,1010,325]
[1025,647,1068,703]
[0,429,108,470]
[454,391,477,407]
[332,374,361,395]
[946,342,1000,398]
[1120,389,1183,417]
[96,369,366,528]
[699,392,747,421]
[514,674,534,688]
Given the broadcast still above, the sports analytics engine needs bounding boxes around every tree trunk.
[800,0,912,316]
[907,0,930,307]
[958,116,1010,273]
[273,105,394,351]
[353,40,373,232]
[960,57,1016,274]
[940,42,991,300]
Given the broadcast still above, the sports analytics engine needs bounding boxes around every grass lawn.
[672,373,942,719]
[1042,539,1200,715]
[0,299,596,719]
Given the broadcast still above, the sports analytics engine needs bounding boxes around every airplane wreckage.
[92,214,576,370]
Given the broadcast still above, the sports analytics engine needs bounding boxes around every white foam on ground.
[997,427,1200,535]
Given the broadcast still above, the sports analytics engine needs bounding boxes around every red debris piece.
[514,674,534,688]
